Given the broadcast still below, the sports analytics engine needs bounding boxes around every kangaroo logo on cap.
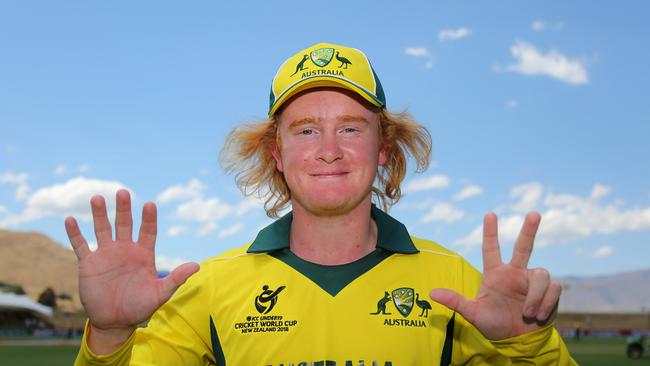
[310,47,334,67]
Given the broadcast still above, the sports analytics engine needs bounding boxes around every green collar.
[248,204,418,254]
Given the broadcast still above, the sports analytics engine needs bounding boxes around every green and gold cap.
[269,42,386,116]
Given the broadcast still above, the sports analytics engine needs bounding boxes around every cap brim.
[269,76,384,116]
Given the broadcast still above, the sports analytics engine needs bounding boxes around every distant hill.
[0,229,81,310]
[558,269,650,313]
[1,229,649,313]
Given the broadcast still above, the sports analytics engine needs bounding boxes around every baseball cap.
[268,42,386,116]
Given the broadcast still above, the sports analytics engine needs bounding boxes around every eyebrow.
[337,115,370,125]
[287,115,370,130]
[288,117,317,130]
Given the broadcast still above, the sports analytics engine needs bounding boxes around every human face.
[272,88,387,217]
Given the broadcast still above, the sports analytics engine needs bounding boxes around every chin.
[294,192,372,217]
[305,202,355,217]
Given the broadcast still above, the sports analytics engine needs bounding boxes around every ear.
[378,143,387,166]
[271,145,284,172]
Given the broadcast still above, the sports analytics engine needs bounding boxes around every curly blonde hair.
[220,109,432,218]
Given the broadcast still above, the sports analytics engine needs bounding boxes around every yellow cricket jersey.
[75,206,577,365]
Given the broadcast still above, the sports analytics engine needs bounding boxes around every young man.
[68,43,576,365]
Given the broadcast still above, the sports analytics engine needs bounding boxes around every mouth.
[310,172,349,178]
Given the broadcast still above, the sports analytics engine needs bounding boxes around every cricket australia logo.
[392,287,414,317]
[310,47,334,67]
[255,285,286,314]
[370,287,431,328]
[296,47,348,79]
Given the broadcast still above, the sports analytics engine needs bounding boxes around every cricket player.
[67,43,576,365]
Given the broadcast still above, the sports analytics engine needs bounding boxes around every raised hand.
[429,212,562,340]
[65,189,199,353]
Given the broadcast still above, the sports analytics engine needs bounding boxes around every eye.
[300,128,314,135]
[343,127,358,133]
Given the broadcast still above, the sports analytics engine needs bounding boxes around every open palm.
[65,190,199,333]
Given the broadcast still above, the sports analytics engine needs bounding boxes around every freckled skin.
[272,88,386,217]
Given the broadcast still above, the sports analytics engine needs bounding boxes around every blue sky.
[1,1,649,278]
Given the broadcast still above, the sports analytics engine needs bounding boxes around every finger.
[91,195,113,246]
[522,268,550,318]
[510,212,541,269]
[138,202,157,250]
[535,280,562,322]
[114,189,133,242]
[482,212,502,272]
[65,217,91,260]
[157,262,200,304]
[430,288,477,324]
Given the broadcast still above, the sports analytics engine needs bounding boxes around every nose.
[316,131,343,164]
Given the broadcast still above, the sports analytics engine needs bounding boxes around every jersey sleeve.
[74,264,216,366]
[451,259,578,365]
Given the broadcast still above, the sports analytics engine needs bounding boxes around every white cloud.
[158,179,259,237]
[455,183,650,247]
[590,184,611,200]
[0,171,27,185]
[197,222,218,237]
[405,47,430,57]
[438,27,472,41]
[79,164,90,173]
[54,164,66,176]
[453,185,483,201]
[511,182,543,212]
[404,174,450,193]
[0,170,30,200]
[235,196,263,216]
[505,41,588,85]
[0,205,7,214]
[176,197,231,223]
[505,99,518,109]
[592,245,614,258]
[0,176,128,228]
[157,179,206,204]
[421,203,464,223]
[395,197,437,211]
[531,20,546,31]
[455,213,526,247]
[405,47,434,69]
[15,185,30,201]
[531,20,564,32]
[218,223,244,239]
[167,225,187,237]
[27,177,125,218]
[539,195,650,244]
[156,255,191,272]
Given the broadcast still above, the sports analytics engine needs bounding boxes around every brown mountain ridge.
[0,229,81,310]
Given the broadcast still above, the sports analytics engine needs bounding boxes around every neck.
[289,198,378,265]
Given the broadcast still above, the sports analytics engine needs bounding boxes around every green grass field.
[0,345,79,366]
[565,336,649,365]
[0,336,647,365]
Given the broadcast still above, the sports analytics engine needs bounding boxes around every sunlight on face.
[273,88,386,216]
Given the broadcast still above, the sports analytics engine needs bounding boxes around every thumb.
[158,262,200,303]
[430,288,476,323]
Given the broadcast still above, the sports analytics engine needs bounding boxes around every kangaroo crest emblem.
[310,48,334,67]
[391,287,414,318]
